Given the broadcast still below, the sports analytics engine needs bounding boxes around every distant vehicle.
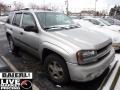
[102,17,120,26]
[69,15,85,20]
[82,17,120,33]
[73,19,120,50]
[5,9,114,84]
[70,15,94,20]
[0,16,8,22]
[4,12,9,16]
[0,11,9,22]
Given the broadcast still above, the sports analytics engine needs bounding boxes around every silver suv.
[5,9,115,84]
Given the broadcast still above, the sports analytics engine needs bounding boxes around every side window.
[12,13,22,26]
[22,13,35,28]
[84,19,91,22]
[89,19,100,25]
[6,13,14,24]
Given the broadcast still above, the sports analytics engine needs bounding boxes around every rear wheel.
[8,36,19,54]
[45,54,70,85]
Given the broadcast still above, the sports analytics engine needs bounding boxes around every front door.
[20,13,39,56]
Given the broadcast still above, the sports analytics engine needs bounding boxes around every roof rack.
[13,8,31,11]
[13,8,54,11]
[20,8,30,10]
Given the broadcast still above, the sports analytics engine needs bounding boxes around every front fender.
[40,42,71,62]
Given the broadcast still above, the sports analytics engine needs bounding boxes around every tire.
[8,36,19,54]
[45,54,70,85]
[115,49,120,53]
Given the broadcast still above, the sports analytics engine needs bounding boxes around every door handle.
[20,32,23,35]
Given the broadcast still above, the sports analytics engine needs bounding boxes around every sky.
[1,0,120,12]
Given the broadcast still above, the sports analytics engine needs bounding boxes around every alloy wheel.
[48,61,64,80]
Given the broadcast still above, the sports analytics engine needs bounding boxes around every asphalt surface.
[0,24,11,72]
[0,24,110,90]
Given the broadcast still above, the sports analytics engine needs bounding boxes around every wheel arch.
[42,48,67,63]
[6,32,11,40]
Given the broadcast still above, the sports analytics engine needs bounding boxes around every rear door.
[5,12,14,38]
[10,12,23,46]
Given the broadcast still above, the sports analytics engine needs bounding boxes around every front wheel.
[45,54,70,85]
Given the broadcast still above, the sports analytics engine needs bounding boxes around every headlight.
[76,50,97,64]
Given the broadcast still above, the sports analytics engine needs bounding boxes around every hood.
[91,26,120,43]
[103,25,120,32]
[50,27,111,50]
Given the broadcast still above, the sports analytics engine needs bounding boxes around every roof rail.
[20,8,30,10]
[13,8,30,11]
[13,8,54,11]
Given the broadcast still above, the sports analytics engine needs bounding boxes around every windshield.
[102,18,114,25]
[99,18,112,26]
[35,12,75,30]
[86,19,101,25]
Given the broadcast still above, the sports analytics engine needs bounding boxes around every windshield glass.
[88,19,100,25]
[99,18,111,26]
[102,18,114,25]
[35,12,74,30]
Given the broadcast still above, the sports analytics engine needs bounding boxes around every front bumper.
[66,48,115,82]
[112,43,120,50]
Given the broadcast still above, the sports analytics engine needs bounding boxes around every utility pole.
[65,0,69,15]
[95,0,97,15]
[95,0,96,11]
[114,9,117,16]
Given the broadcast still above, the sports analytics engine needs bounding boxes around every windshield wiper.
[63,24,80,30]
[55,24,80,30]
[44,26,63,31]
[44,24,80,31]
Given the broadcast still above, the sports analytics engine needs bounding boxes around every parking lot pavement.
[0,24,10,72]
[0,58,10,72]
[0,23,119,90]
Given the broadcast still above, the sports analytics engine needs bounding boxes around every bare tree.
[40,5,51,10]
[40,4,58,11]
[29,3,58,11]
[29,3,40,9]
[13,1,24,10]
[51,5,58,11]
[0,2,8,15]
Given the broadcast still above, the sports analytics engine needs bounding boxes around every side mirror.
[24,26,38,33]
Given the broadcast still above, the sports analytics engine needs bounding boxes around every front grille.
[92,43,112,64]
[95,43,112,63]
[97,43,112,54]
[98,51,110,61]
